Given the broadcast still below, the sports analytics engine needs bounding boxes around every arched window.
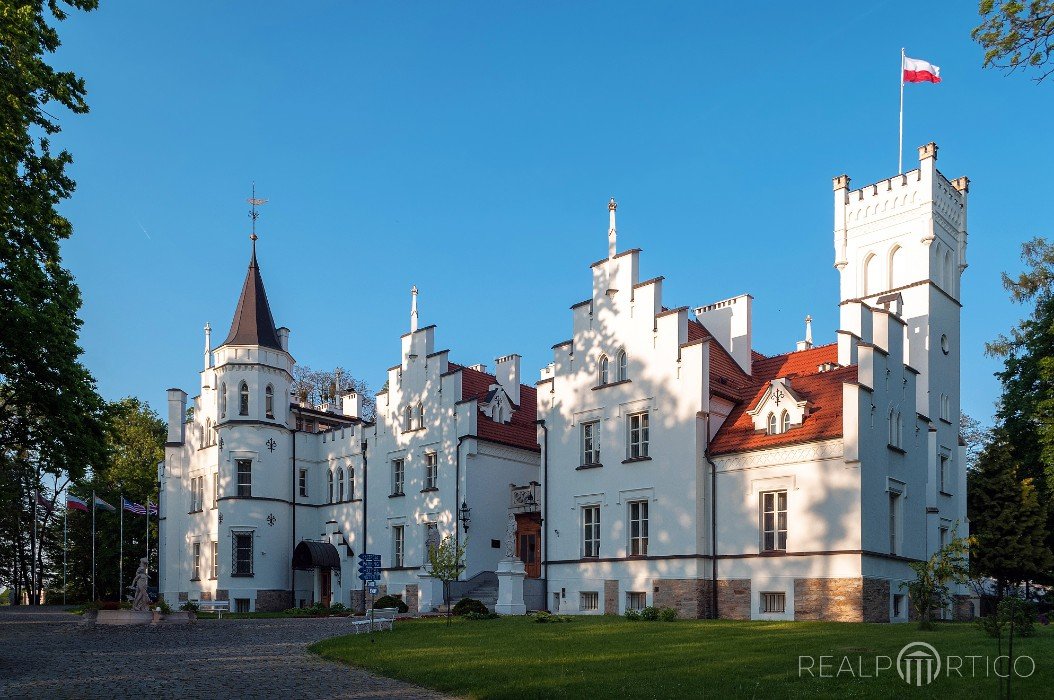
[337,468,344,502]
[767,413,777,435]
[417,403,424,430]
[265,384,274,419]
[864,253,878,296]
[327,470,334,504]
[943,249,954,292]
[349,467,355,500]
[239,382,249,416]
[616,349,628,382]
[598,355,609,385]
[897,412,904,447]
[404,405,413,431]
[888,408,899,447]
[220,383,227,418]
[889,245,905,289]
[781,410,791,434]
[495,404,504,423]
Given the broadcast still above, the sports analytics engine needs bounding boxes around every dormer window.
[767,413,777,435]
[265,385,274,419]
[781,410,791,434]
[749,378,809,435]
[616,350,628,382]
[598,355,609,385]
[239,382,249,416]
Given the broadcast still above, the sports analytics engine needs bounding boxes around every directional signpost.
[358,553,381,635]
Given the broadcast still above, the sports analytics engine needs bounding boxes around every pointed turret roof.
[222,239,283,351]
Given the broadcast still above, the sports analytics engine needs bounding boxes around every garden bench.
[350,607,398,633]
[196,600,230,619]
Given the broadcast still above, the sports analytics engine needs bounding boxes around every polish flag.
[903,56,941,83]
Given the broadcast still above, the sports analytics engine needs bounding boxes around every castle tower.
[833,142,968,555]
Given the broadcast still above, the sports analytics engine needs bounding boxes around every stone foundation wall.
[862,578,890,622]
[604,580,619,615]
[794,578,863,622]
[653,578,709,619]
[404,584,419,614]
[716,579,751,620]
[215,589,229,601]
[255,589,292,612]
[953,595,975,621]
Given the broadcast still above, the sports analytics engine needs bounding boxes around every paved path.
[0,606,448,699]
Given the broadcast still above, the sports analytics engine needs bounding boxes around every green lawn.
[311,616,1054,698]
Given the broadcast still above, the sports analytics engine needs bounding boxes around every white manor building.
[160,143,970,621]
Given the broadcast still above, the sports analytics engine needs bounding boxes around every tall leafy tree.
[0,0,106,604]
[973,1,1054,82]
[291,365,376,422]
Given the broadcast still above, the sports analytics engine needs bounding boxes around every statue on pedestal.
[131,557,150,611]
[424,527,441,568]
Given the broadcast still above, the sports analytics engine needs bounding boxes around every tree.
[427,534,466,622]
[973,1,1054,82]
[901,527,972,630]
[960,412,992,473]
[0,0,106,604]
[291,365,376,422]
[968,436,1054,596]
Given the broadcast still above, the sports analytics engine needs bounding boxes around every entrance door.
[320,567,332,607]
[515,512,542,578]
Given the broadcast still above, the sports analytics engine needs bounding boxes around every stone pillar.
[418,569,445,613]
[495,558,527,615]
[404,584,419,614]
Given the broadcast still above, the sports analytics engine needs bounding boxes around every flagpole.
[898,47,905,174]
[119,493,124,603]
[63,498,67,606]
[31,491,38,605]
[91,490,96,602]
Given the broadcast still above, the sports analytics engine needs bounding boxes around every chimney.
[277,327,290,352]
[495,354,521,405]
[166,389,187,444]
[694,294,753,374]
[341,390,361,419]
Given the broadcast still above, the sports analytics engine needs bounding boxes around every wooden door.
[515,513,542,578]
[320,567,332,607]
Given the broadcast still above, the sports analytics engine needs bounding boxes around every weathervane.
[247,183,268,243]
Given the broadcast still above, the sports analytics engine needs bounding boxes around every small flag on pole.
[122,497,147,515]
[67,495,89,512]
[148,501,158,516]
[903,55,941,83]
[94,495,116,512]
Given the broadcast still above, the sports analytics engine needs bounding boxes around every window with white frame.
[888,408,903,449]
[232,531,253,576]
[392,525,405,567]
[191,542,201,580]
[392,458,405,495]
[888,490,902,555]
[767,412,777,435]
[626,591,646,611]
[781,410,791,434]
[940,393,950,422]
[616,349,628,381]
[416,403,424,430]
[627,411,649,459]
[582,505,600,558]
[298,468,308,498]
[598,355,609,385]
[629,500,649,556]
[761,591,786,613]
[348,467,355,500]
[425,452,438,490]
[212,472,218,508]
[581,591,599,611]
[234,459,251,498]
[265,384,274,418]
[760,490,787,552]
[189,476,200,512]
[581,421,601,465]
[337,467,345,502]
[239,381,249,416]
[403,406,413,432]
[939,453,950,493]
[327,470,334,503]
[211,540,218,579]
[220,383,227,418]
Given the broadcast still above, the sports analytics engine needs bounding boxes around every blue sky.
[52,1,1052,426]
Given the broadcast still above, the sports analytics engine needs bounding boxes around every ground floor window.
[626,591,646,611]
[235,598,250,614]
[893,593,905,619]
[232,531,253,576]
[761,592,786,614]
[581,591,599,611]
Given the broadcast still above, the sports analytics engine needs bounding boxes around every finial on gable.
[410,285,419,332]
[797,315,814,352]
[608,197,617,259]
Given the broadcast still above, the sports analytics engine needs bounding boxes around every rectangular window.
[212,472,218,508]
[581,591,599,611]
[939,454,951,493]
[298,468,308,498]
[211,540,218,579]
[235,598,250,614]
[391,459,405,495]
[760,490,787,552]
[626,592,646,611]
[392,525,404,568]
[189,476,201,512]
[191,542,201,580]
[581,420,601,465]
[629,500,649,556]
[582,505,601,558]
[940,394,950,422]
[888,491,901,555]
[893,593,905,618]
[232,532,253,576]
[349,467,355,500]
[425,452,438,490]
[761,592,786,613]
[627,411,649,459]
[939,526,949,551]
[236,459,252,498]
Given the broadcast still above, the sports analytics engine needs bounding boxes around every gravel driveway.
[0,606,447,699]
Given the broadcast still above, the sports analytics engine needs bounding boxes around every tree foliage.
[427,534,466,619]
[291,365,376,422]
[0,0,105,604]
[901,527,972,630]
[960,412,992,473]
[974,1,1054,82]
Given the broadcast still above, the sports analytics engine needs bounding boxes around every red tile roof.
[454,365,540,452]
[687,320,754,397]
[709,343,855,455]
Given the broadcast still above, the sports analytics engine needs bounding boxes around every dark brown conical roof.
[222,241,283,351]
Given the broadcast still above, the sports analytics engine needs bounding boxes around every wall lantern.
[459,500,472,532]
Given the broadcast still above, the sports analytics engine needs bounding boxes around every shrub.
[640,606,660,621]
[155,596,172,614]
[658,607,678,622]
[534,611,573,623]
[373,595,409,613]
[284,607,313,617]
[328,602,348,614]
[452,597,489,616]
[180,600,199,612]
[624,609,641,621]
[464,611,500,620]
